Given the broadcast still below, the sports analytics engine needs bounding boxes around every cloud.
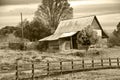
[1,0,120,6]
[0,4,39,16]
[0,15,34,28]
[73,3,120,17]
[70,0,120,6]
[0,0,42,5]
[0,0,120,31]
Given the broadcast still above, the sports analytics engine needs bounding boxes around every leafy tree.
[29,18,51,41]
[0,26,18,36]
[77,25,99,51]
[14,19,51,41]
[35,0,73,33]
[113,22,120,37]
[108,22,120,47]
[15,0,73,41]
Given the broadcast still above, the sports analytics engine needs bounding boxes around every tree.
[35,0,73,33]
[14,19,30,38]
[108,22,120,47]
[14,19,51,41]
[29,18,51,41]
[77,25,99,52]
[0,26,18,36]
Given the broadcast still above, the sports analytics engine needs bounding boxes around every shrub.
[88,49,104,57]
[25,42,39,50]
[71,50,85,57]
[36,41,48,51]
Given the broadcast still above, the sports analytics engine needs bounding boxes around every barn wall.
[92,19,102,37]
[92,19,101,30]
[48,40,59,50]
[91,19,108,47]
[59,38,71,51]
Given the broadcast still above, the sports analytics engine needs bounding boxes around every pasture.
[0,47,120,80]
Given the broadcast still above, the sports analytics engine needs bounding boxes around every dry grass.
[0,47,120,65]
[1,47,120,80]
[43,69,120,80]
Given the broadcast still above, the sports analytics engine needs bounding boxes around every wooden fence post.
[117,58,119,67]
[71,60,74,71]
[47,62,50,76]
[101,58,103,67]
[60,61,62,75]
[109,58,111,67]
[32,61,34,80]
[15,60,19,80]
[92,59,94,68]
[82,59,84,69]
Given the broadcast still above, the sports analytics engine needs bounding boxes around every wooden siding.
[59,38,71,50]
[92,18,101,30]
[48,40,59,50]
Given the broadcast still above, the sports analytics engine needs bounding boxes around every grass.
[43,69,120,80]
[1,47,120,79]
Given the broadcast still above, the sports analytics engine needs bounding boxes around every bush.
[0,63,16,71]
[88,49,104,57]
[9,42,25,50]
[73,52,85,57]
[71,50,85,57]
[36,41,48,51]
[25,42,39,50]
[107,42,115,48]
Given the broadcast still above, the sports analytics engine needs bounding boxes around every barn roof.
[39,32,76,41]
[39,15,108,41]
[54,16,94,34]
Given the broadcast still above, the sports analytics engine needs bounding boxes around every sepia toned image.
[0,0,120,80]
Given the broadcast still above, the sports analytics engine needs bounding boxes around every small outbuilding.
[39,16,108,51]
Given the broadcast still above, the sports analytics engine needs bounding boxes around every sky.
[0,0,120,32]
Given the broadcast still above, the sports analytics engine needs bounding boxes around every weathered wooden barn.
[39,16,108,51]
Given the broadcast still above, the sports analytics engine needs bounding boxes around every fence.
[1,57,120,80]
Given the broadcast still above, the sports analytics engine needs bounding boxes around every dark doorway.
[72,34,78,49]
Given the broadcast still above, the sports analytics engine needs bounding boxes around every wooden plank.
[117,58,119,67]
[32,62,34,80]
[82,59,84,69]
[16,60,19,80]
[109,58,111,67]
[71,60,74,70]
[92,59,94,68]
[101,58,103,67]
[47,62,50,76]
[59,61,63,75]
[60,61,62,75]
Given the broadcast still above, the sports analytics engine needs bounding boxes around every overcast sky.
[0,0,120,32]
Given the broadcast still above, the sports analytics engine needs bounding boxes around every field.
[43,69,120,80]
[0,47,120,80]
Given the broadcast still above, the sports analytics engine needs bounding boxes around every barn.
[39,16,108,51]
